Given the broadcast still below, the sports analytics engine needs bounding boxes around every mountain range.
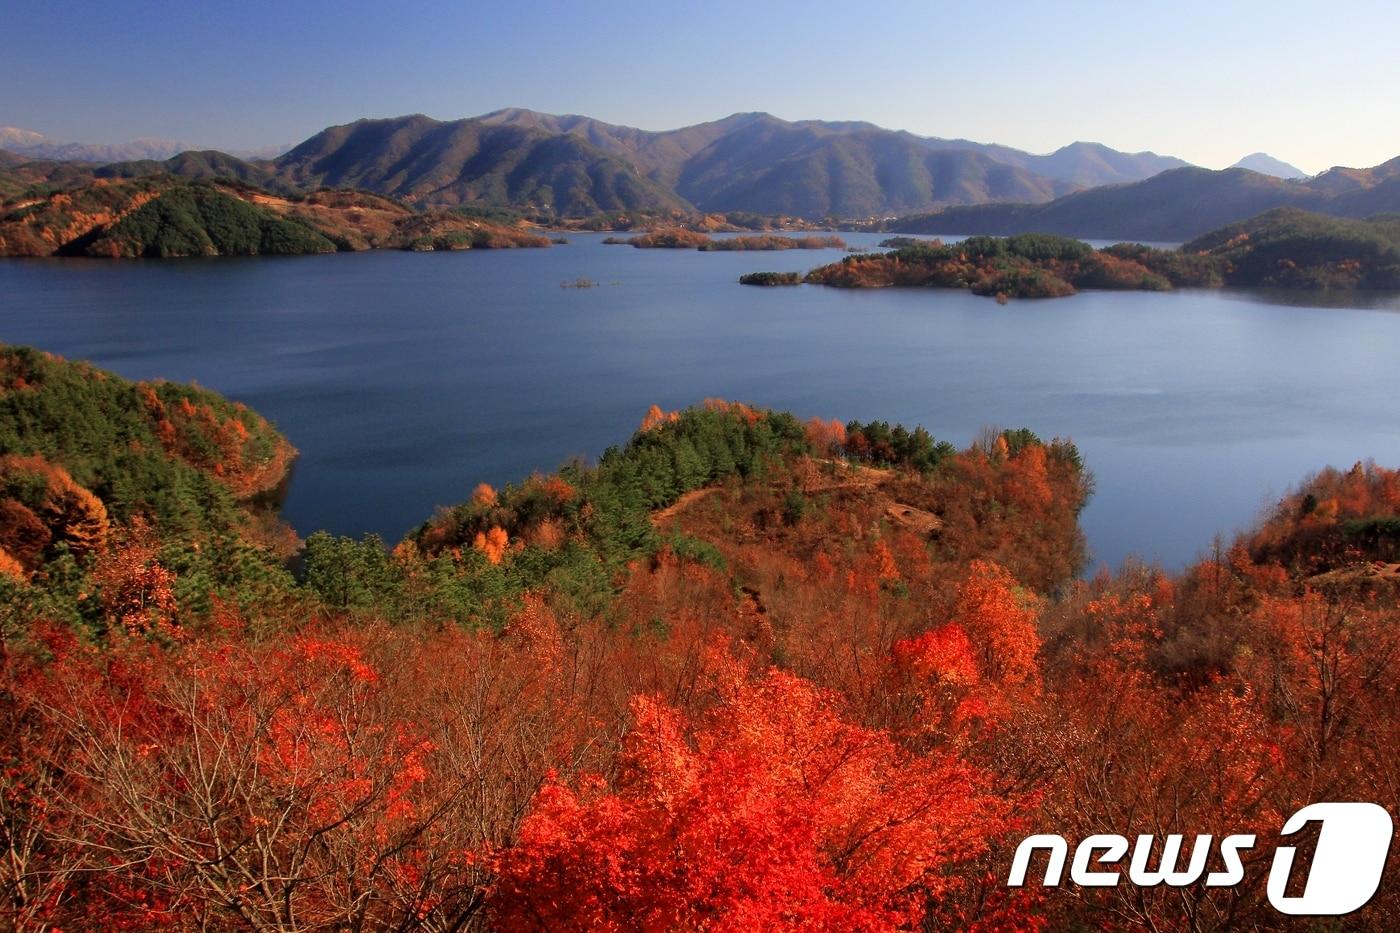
[5,111,1394,240]
[0,127,193,163]
[0,127,290,164]
[272,110,1198,217]
[2,111,1198,219]
[882,157,1400,241]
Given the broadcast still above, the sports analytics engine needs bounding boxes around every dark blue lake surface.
[4,231,1400,571]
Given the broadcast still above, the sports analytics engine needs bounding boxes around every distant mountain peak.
[0,127,48,148]
[0,127,194,163]
[479,106,544,119]
[1231,152,1308,179]
[355,113,439,127]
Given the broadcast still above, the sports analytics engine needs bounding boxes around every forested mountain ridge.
[0,150,98,200]
[1,114,1192,200]
[1180,206,1400,287]
[269,115,693,216]
[475,108,772,188]
[15,112,1398,227]
[94,149,293,193]
[260,111,1193,218]
[921,136,1189,187]
[669,120,1077,217]
[478,108,1189,190]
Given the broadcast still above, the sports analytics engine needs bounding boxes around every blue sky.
[3,0,1397,173]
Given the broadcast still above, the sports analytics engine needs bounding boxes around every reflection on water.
[1214,286,1400,311]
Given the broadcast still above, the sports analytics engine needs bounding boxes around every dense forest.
[802,209,1400,300]
[4,345,1400,929]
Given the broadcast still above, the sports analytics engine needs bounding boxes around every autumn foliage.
[0,454,109,567]
[493,662,1016,931]
[136,382,294,499]
[804,233,1173,300]
[473,525,510,564]
[8,363,1400,930]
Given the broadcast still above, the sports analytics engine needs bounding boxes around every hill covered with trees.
[94,149,294,193]
[0,176,550,257]
[5,345,1400,927]
[0,151,97,200]
[1179,207,1400,288]
[0,345,299,627]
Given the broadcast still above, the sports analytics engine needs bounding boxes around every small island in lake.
[622,228,713,248]
[698,234,846,251]
[739,271,802,286]
[622,229,846,250]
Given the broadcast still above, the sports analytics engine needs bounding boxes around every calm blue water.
[4,231,1400,571]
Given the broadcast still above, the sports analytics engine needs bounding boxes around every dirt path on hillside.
[651,462,940,535]
[651,487,721,526]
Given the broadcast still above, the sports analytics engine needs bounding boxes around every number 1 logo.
[1267,802,1393,915]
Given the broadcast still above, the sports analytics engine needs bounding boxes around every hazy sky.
[4,0,1398,173]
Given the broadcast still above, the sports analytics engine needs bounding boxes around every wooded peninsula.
[797,209,1400,300]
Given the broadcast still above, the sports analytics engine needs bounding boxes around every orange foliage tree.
[473,525,510,564]
[491,658,1025,931]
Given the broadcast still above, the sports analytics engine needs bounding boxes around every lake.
[4,231,1400,571]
